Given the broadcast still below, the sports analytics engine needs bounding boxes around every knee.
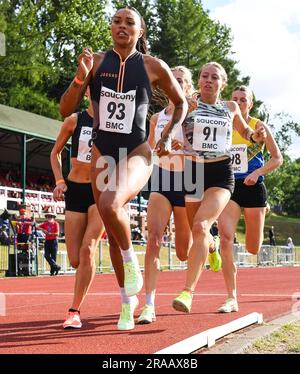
[245,236,262,255]
[192,220,209,239]
[69,258,79,269]
[246,246,260,255]
[175,239,190,262]
[220,231,234,250]
[146,232,161,255]
[98,196,120,220]
[79,246,96,267]
[98,200,113,219]
[147,231,161,247]
[176,251,188,262]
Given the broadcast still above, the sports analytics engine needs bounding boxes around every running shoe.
[124,258,143,296]
[172,290,193,313]
[117,296,139,331]
[218,298,239,313]
[208,236,222,272]
[63,311,82,329]
[137,304,156,324]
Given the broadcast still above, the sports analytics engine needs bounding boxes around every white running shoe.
[63,311,82,329]
[218,298,239,313]
[124,258,143,297]
[117,296,139,331]
[137,304,156,324]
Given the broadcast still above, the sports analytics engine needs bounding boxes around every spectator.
[287,237,294,250]
[233,233,239,245]
[14,205,33,245]
[269,226,276,246]
[5,170,12,182]
[37,213,60,276]
[0,224,10,245]
[286,236,294,263]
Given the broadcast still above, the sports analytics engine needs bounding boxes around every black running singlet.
[90,49,152,163]
[71,110,93,163]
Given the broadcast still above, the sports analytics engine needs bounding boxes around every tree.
[263,112,300,216]
[0,0,111,119]
[150,0,249,93]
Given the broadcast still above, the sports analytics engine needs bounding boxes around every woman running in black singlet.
[59,7,187,330]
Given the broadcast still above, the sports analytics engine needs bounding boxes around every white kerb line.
[0,293,6,316]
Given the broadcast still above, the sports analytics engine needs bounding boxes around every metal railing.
[0,185,148,220]
[233,244,300,267]
[1,239,299,277]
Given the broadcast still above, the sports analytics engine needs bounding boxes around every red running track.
[0,266,299,354]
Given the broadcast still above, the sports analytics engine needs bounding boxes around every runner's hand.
[155,136,171,157]
[171,139,184,151]
[53,182,67,202]
[186,96,197,113]
[76,48,94,80]
[252,124,267,143]
[244,170,260,185]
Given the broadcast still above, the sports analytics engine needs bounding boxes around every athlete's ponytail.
[136,28,148,54]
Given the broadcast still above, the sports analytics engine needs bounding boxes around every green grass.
[245,321,300,354]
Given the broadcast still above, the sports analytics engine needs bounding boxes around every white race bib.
[192,115,229,152]
[99,86,136,134]
[230,144,248,173]
[77,127,93,163]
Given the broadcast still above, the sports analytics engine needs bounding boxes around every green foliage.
[0,0,254,118]
[8,85,59,119]
[1,1,299,220]
[265,157,300,216]
[0,0,111,119]
[262,112,300,216]
[271,113,300,154]
[150,0,248,92]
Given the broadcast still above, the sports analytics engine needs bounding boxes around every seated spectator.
[13,205,33,245]
[0,224,10,245]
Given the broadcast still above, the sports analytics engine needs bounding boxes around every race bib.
[77,127,93,163]
[230,144,248,173]
[192,115,229,152]
[99,86,136,134]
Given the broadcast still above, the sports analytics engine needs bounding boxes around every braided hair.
[118,6,148,54]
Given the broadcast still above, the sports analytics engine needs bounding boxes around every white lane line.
[1,292,296,297]
[0,293,5,316]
